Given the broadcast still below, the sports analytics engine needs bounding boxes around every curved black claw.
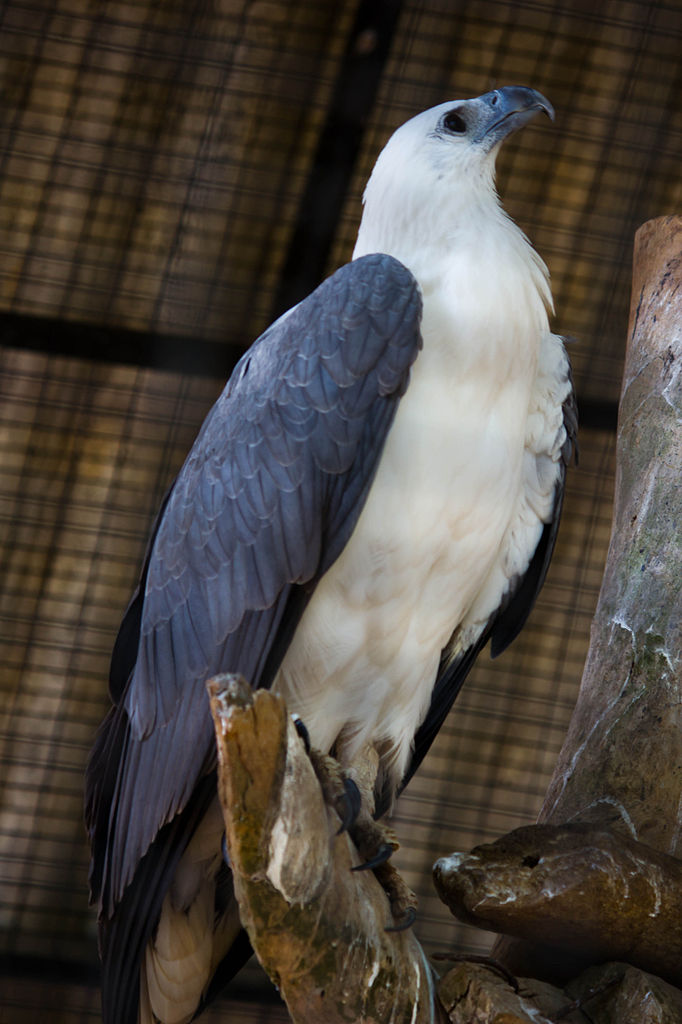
[221,831,230,867]
[292,714,311,754]
[336,777,362,835]
[351,841,394,872]
[384,905,417,933]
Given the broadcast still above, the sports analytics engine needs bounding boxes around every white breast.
[274,233,560,790]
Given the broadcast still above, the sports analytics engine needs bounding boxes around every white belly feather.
[274,287,559,788]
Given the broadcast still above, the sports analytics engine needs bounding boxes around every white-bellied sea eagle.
[85,85,576,1024]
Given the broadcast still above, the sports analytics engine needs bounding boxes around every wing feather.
[85,254,422,1022]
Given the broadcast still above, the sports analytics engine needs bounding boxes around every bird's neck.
[354,158,494,258]
[354,187,553,326]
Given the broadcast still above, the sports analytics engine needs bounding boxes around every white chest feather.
[274,231,563,789]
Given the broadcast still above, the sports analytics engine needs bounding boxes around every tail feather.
[97,774,216,1024]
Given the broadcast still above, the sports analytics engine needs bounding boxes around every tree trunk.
[438,215,682,987]
[539,215,682,844]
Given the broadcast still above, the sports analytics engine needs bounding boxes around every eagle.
[85,85,576,1023]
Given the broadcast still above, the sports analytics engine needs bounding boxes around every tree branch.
[435,822,682,986]
[207,674,443,1024]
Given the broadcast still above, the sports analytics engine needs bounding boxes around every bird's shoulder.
[91,255,424,896]
[143,253,424,647]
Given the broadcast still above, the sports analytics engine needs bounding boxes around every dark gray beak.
[470,86,555,148]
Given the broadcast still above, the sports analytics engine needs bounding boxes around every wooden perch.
[206,674,442,1024]
[434,822,682,986]
[205,678,591,1023]
[437,216,682,988]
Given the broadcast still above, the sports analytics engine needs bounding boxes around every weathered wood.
[437,961,581,1024]
[538,215,682,844]
[436,217,682,986]
[434,823,682,987]
[435,958,682,1022]
[207,674,442,1024]
[565,963,682,1024]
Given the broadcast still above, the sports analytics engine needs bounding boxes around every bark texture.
[207,674,442,1024]
[539,216,682,843]
[435,823,682,986]
[439,216,682,988]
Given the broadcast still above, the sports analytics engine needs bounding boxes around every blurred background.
[1,0,680,1020]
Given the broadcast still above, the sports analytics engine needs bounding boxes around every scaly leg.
[294,720,417,929]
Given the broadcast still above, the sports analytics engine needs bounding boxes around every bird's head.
[354,86,554,266]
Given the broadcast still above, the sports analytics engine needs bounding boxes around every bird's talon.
[351,841,394,872]
[385,905,416,932]
[336,777,362,834]
[292,714,311,754]
[221,831,230,867]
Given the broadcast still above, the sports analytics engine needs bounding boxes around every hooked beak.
[473,86,554,148]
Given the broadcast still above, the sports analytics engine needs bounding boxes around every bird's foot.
[303,745,361,834]
[375,861,418,931]
[292,719,417,929]
[349,815,399,868]
[350,817,417,930]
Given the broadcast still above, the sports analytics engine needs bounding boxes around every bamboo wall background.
[1,0,680,1019]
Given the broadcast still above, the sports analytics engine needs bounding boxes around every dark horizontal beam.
[0,952,101,987]
[0,311,245,380]
[577,397,619,432]
[1,309,619,433]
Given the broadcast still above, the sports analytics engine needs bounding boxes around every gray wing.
[85,253,422,922]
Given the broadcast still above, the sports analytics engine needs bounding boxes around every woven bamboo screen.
[1,1,680,1020]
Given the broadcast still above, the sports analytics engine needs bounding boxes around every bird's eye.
[442,110,467,134]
